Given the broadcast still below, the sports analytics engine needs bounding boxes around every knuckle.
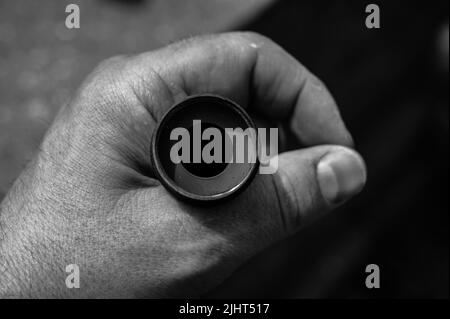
[77,55,131,106]
[95,54,129,73]
[237,31,274,45]
[272,169,302,234]
[86,55,130,88]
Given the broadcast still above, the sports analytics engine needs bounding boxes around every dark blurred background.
[0,0,448,298]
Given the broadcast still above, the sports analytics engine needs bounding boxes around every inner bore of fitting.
[182,123,231,178]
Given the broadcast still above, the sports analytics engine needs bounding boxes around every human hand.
[0,32,366,298]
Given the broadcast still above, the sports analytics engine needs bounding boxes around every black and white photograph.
[0,0,448,306]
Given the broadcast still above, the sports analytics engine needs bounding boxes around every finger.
[129,32,353,147]
[272,145,366,235]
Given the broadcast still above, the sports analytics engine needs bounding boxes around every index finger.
[131,32,353,147]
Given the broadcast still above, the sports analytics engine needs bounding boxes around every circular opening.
[152,94,259,203]
[181,123,230,178]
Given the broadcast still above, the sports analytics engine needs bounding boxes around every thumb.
[269,145,367,236]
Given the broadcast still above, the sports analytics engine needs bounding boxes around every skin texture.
[0,32,366,298]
